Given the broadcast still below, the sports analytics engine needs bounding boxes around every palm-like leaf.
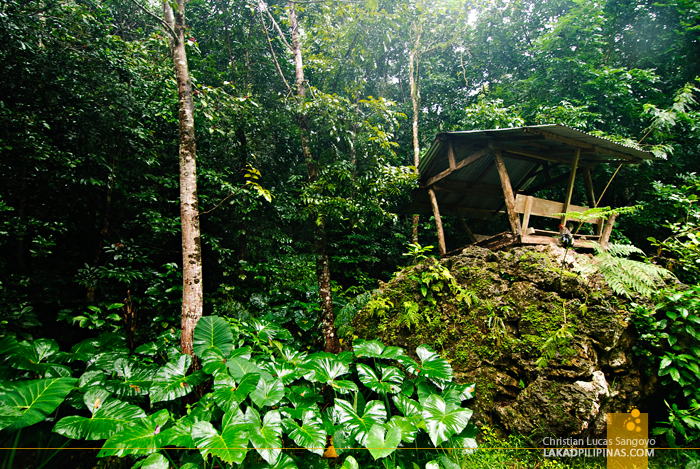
[193,316,233,357]
[421,394,472,446]
[192,408,248,465]
[0,378,76,431]
[334,398,386,446]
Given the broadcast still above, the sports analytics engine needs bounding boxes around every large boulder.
[352,244,658,439]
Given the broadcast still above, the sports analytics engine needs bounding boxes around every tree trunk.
[409,34,422,244]
[163,0,203,357]
[289,2,339,353]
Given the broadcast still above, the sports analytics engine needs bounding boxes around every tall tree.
[162,0,204,356]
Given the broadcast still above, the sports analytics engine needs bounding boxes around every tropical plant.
[0,317,477,468]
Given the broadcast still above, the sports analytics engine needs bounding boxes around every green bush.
[0,316,477,469]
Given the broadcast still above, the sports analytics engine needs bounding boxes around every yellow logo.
[607,408,651,468]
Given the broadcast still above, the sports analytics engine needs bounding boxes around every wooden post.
[600,213,618,250]
[493,151,522,237]
[428,187,447,256]
[561,148,581,226]
[521,195,534,234]
[456,211,477,243]
[582,168,603,235]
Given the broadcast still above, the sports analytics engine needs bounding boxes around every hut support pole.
[493,151,522,237]
[561,148,581,227]
[582,168,603,235]
[428,187,447,256]
[456,211,477,243]
[600,213,618,250]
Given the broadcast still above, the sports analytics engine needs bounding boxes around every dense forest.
[1,0,700,467]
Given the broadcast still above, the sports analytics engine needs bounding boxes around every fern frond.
[605,243,645,258]
[596,250,675,298]
[552,205,643,223]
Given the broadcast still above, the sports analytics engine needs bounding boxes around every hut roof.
[402,124,656,218]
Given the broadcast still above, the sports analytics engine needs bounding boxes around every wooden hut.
[400,125,657,256]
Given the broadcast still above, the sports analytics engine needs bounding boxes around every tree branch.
[259,7,293,95]
[262,4,292,52]
[128,0,177,41]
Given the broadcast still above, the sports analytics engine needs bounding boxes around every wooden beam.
[493,151,522,236]
[524,127,640,162]
[428,187,447,256]
[430,180,504,199]
[490,143,594,168]
[424,146,491,186]
[455,211,478,243]
[447,141,456,170]
[561,148,581,225]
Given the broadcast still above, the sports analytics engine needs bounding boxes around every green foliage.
[593,243,674,298]
[633,286,700,445]
[0,317,476,468]
[649,173,700,284]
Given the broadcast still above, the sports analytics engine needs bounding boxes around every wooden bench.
[513,194,615,248]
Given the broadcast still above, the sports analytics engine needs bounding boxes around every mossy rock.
[352,244,658,439]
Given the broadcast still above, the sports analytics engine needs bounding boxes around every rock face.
[352,244,657,439]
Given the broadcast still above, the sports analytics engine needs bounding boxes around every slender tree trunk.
[163,0,203,356]
[289,3,339,353]
[409,33,422,244]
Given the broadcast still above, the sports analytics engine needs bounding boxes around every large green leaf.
[150,354,204,403]
[54,389,147,440]
[356,364,403,395]
[302,354,350,383]
[262,361,303,385]
[133,452,168,469]
[365,423,401,460]
[334,398,386,446]
[392,394,422,418]
[107,358,155,397]
[340,455,360,469]
[415,345,453,386]
[99,409,170,457]
[227,357,272,382]
[386,416,418,443]
[201,348,228,376]
[247,407,282,464]
[213,372,259,412]
[250,377,285,408]
[421,394,472,446]
[353,340,405,360]
[0,377,77,431]
[192,408,248,465]
[302,354,357,394]
[11,339,71,378]
[285,408,326,456]
[193,316,233,357]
